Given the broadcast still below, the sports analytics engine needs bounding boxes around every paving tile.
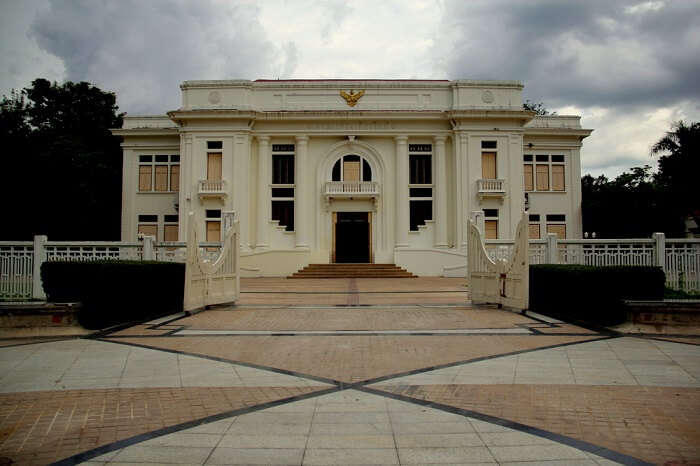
[488,444,590,462]
[398,446,496,464]
[207,447,304,464]
[302,447,399,465]
[218,434,308,449]
[306,434,395,449]
[111,445,213,464]
[394,433,484,448]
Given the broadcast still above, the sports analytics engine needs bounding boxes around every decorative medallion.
[481,90,494,104]
[340,89,365,107]
[208,91,221,104]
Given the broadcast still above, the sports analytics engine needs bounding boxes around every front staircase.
[289,263,416,278]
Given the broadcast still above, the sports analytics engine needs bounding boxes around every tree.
[651,121,700,233]
[581,121,699,238]
[0,79,124,240]
[523,99,556,116]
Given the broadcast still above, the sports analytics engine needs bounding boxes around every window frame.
[271,144,295,231]
[408,144,433,231]
[523,153,566,193]
[138,154,180,193]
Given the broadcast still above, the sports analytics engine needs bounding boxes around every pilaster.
[394,136,409,248]
[434,136,448,248]
[256,136,270,248]
[295,135,309,248]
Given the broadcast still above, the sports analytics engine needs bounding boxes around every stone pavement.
[0,277,698,465]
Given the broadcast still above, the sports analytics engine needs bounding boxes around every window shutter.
[164,225,178,242]
[207,153,222,181]
[138,224,158,238]
[481,152,497,179]
[536,164,549,190]
[170,165,179,192]
[206,221,221,242]
[343,160,360,181]
[524,165,533,191]
[528,224,540,239]
[155,165,168,191]
[546,224,566,239]
[485,220,498,239]
[139,166,152,191]
[552,165,565,191]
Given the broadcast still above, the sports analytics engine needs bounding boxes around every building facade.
[113,79,592,276]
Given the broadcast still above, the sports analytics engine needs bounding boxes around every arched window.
[332,155,372,182]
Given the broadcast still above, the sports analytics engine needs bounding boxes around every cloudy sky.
[1,0,699,177]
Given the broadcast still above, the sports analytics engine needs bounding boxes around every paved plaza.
[0,277,699,465]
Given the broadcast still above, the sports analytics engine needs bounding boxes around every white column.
[434,136,448,248]
[459,133,469,248]
[178,134,193,242]
[295,135,309,248]
[233,134,250,249]
[395,136,409,247]
[256,136,270,248]
[32,235,47,300]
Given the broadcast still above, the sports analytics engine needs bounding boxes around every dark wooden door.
[335,212,369,263]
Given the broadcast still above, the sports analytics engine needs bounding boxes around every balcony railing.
[324,181,379,196]
[198,179,227,199]
[477,178,506,201]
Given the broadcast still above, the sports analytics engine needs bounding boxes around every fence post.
[653,232,666,270]
[32,235,47,300]
[470,211,485,235]
[143,236,155,261]
[546,233,559,264]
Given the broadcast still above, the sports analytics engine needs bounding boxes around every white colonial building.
[113,79,592,276]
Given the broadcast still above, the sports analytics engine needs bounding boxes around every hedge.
[529,265,665,326]
[41,260,185,329]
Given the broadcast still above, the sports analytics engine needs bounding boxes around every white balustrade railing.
[477,179,505,193]
[2,232,699,300]
[0,242,33,301]
[324,181,379,195]
[198,179,227,194]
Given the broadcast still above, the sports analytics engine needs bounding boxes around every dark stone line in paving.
[0,386,326,466]
[379,383,700,466]
[110,334,602,384]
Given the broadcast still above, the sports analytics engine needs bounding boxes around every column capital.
[394,135,408,143]
[256,135,270,143]
[433,135,447,144]
[295,135,309,143]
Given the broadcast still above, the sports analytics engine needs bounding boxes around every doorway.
[334,212,371,263]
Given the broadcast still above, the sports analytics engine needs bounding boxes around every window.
[524,154,566,192]
[271,144,295,231]
[164,214,178,242]
[205,210,221,243]
[137,214,158,239]
[483,209,498,240]
[481,152,497,179]
[138,155,179,192]
[331,155,372,182]
[546,214,566,239]
[481,140,497,149]
[409,144,432,231]
[528,214,541,239]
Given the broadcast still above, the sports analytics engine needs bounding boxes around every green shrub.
[41,260,185,329]
[529,265,665,326]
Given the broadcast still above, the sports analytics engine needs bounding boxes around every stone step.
[289,263,416,278]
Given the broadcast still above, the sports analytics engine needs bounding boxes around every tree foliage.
[582,121,699,238]
[523,99,555,115]
[0,79,124,240]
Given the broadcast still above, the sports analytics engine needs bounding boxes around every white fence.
[0,236,221,301]
[183,211,240,311]
[2,231,699,301]
[484,233,700,293]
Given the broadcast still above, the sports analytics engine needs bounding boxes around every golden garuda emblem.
[340,89,365,107]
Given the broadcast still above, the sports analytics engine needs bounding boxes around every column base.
[434,242,449,248]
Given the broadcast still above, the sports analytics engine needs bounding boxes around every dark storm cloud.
[30,0,279,113]
[438,0,700,109]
